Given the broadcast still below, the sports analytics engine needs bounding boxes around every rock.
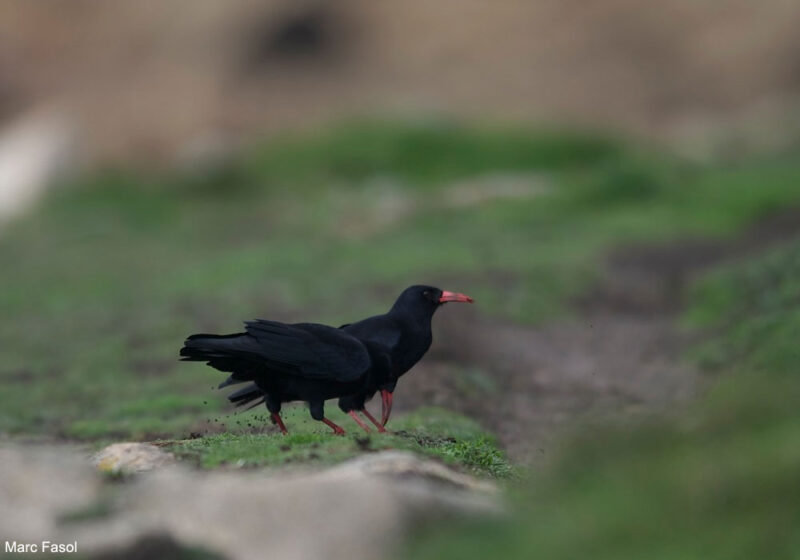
[323,451,501,516]
[0,110,77,225]
[0,446,101,540]
[1,445,503,560]
[92,443,176,474]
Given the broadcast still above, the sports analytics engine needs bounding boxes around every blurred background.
[1,1,800,559]
[4,0,800,167]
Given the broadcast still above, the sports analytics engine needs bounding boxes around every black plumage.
[337,285,473,427]
[180,319,391,434]
[180,285,471,434]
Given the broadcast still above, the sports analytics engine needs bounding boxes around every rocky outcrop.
[92,443,176,474]
[0,112,76,225]
[0,445,502,560]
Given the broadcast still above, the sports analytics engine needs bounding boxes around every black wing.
[245,319,371,382]
[181,319,371,383]
[245,319,371,381]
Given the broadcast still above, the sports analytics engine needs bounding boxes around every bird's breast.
[392,333,432,376]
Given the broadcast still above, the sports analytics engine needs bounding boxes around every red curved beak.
[380,389,393,426]
[438,290,474,304]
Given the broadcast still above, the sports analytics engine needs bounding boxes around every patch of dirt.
[127,359,175,378]
[581,207,800,314]
[395,210,800,464]
[400,311,696,464]
[3,368,36,383]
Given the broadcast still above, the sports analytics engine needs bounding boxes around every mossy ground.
[1,120,799,487]
[167,407,515,479]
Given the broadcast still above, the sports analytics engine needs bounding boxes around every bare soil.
[396,211,800,464]
[400,309,696,465]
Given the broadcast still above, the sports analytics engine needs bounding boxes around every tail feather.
[180,333,262,386]
[180,334,268,411]
[242,397,266,411]
[218,375,246,389]
[227,383,265,409]
[180,333,256,363]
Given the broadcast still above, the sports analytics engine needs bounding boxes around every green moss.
[686,239,800,374]
[168,407,514,478]
[1,120,800,444]
[241,120,621,188]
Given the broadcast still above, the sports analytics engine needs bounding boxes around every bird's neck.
[389,307,435,335]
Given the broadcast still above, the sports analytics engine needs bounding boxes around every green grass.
[405,235,800,559]
[686,239,800,375]
[234,121,622,190]
[168,407,515,479]
[1,119,799,446]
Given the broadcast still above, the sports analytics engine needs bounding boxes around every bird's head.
[382,285,473,426]
[391,285,474,315]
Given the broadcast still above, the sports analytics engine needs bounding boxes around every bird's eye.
[423,290,430,298]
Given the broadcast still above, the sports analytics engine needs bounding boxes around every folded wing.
[180,319,371,383]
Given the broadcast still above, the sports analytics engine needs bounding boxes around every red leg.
[360,408,386,433]
[322,417,346,435]
[270,412,288,435]
[347,410,372,433]
[380,390,394,426]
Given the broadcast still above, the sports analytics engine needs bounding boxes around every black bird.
[228,285,473,431]
[180,319,391,434]
[337,285,473,427]
[190,285,472,432]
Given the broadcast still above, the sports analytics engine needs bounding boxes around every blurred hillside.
[2,0,800,164]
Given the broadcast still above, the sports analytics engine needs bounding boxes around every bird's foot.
[347,410,372,433]
[360,408,386,433]
[322,418,346,435]
[271,412,288,435]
